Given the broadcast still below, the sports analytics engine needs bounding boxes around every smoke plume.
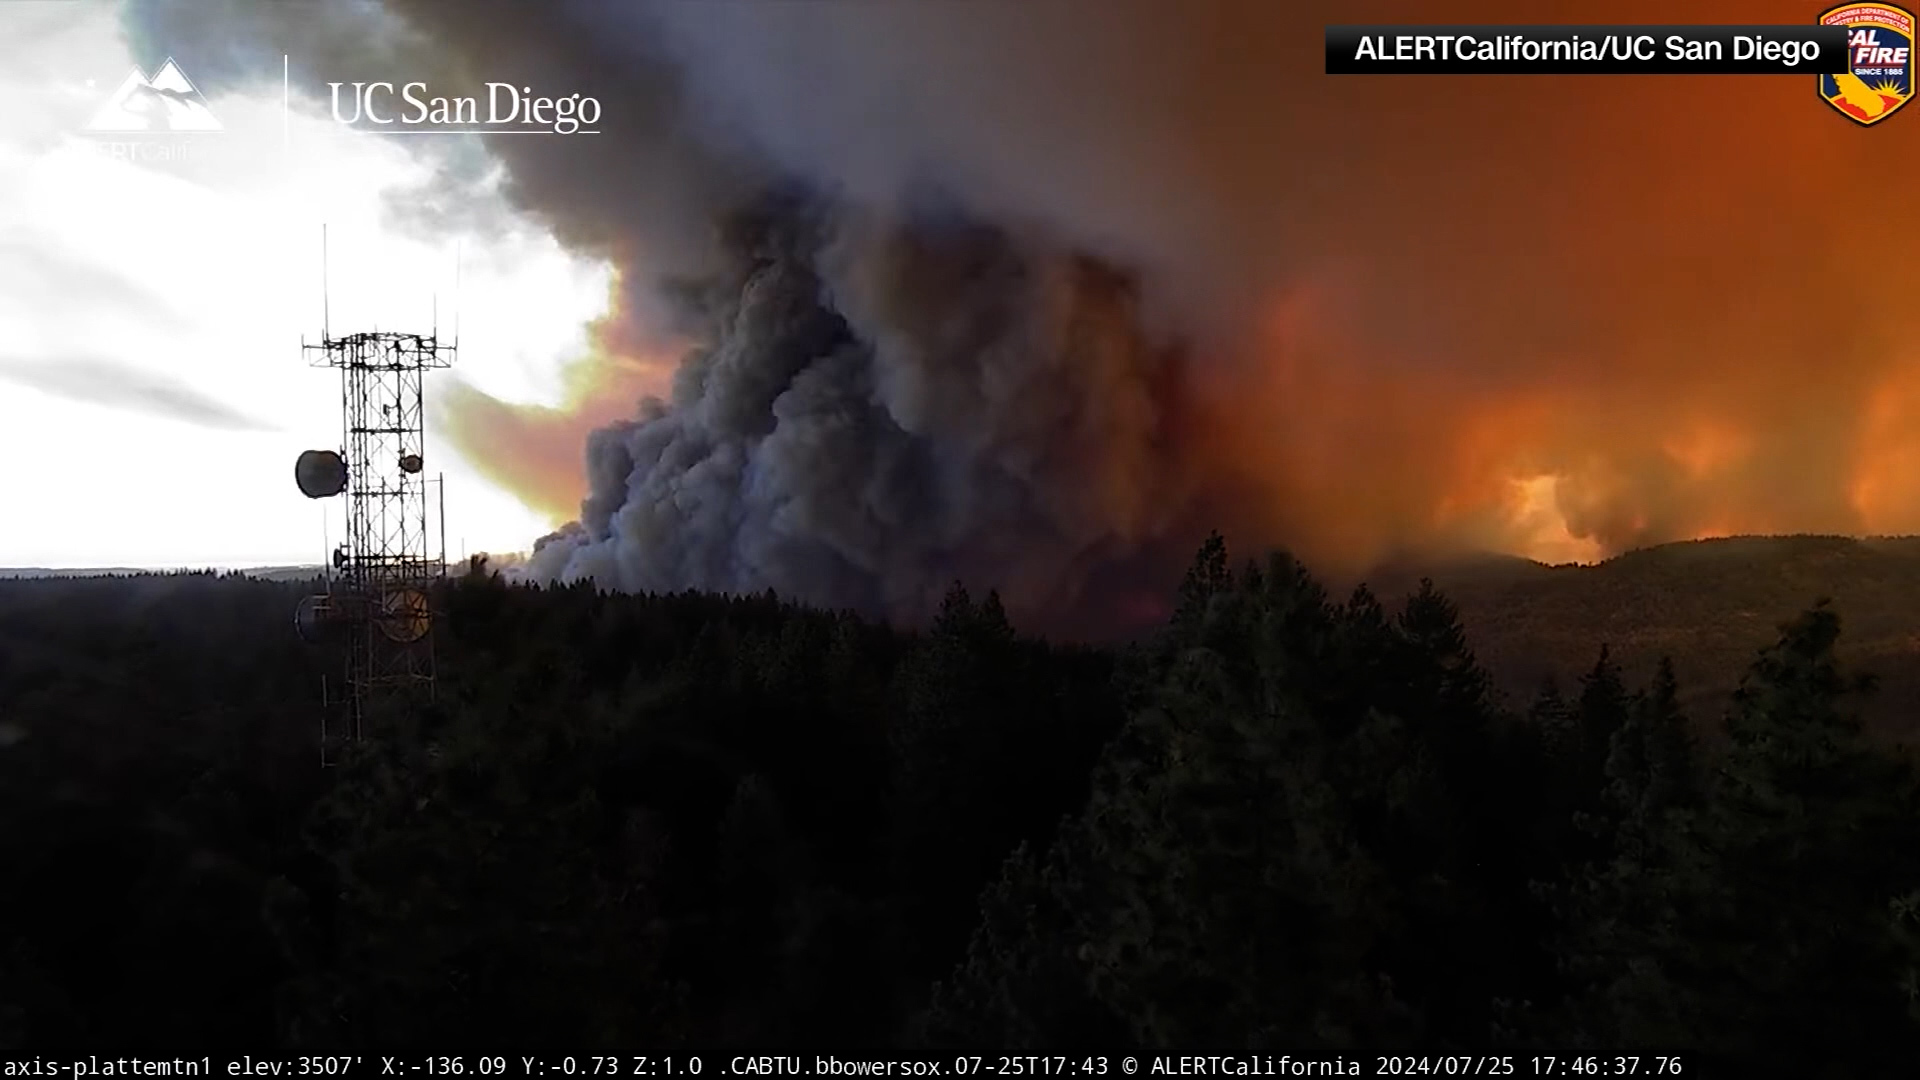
[523,195,1204,624]
[0,354,272,432]
[124,0,1920,628]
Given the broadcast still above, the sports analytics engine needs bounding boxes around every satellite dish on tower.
[377,588,432,643]
[399,452,423,474]
[294,594,341,644]
[296,592,371,643]
[295,449,348,499]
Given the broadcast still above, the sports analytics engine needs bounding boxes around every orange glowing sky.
[439,279,678,524]
[441,0,1920,570]
[1165,0,1920,568]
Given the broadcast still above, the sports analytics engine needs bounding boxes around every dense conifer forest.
[2,537,1918,1071]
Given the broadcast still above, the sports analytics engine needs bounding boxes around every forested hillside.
[2,538,1918,1071]
[1368,535,1920,740]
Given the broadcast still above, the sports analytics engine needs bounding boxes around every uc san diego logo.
[1819,4,1913,125]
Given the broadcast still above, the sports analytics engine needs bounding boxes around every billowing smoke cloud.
[125,0,1920,627]
[591,0,1920,571]
[524,195,1203,622]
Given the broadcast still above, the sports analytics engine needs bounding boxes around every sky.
[7,0,1920,615]
[0,0,608,568]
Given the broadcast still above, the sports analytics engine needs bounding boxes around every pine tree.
[1169,532,1233,637]
[937,543,1527,1047]
[921,840,1122,1048]
[1562,647,1633,862]
[933,581,976,637]
[1576,648,1629,791]
[1395,580,1492,724]
[1566,603,1920,1069]
[1604,656,1697,831]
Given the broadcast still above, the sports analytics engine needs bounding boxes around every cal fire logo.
[1819,4,1913,125]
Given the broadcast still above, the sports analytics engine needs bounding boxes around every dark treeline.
[2,537,1919,1070]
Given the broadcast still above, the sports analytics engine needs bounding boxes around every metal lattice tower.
[295,330,455,765]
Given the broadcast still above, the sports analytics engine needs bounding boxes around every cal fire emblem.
[1819,4,1914,125]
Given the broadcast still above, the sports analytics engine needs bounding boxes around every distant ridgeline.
[7,534,1919,737]
[0,565,327,581]
[0,555,530,582]
[1360,534,1920,743]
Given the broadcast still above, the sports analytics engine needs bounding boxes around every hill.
[0,566,152,579]
[0,565,325,582]
[1362,535,1920,741]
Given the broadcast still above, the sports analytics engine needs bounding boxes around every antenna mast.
[292,231,456,766]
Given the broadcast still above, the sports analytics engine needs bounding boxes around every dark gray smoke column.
[119,0,1231,627]
[528,196,1197,622]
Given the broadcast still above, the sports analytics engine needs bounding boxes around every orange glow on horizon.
[1851,361,1920,534]
[440,305,678,524]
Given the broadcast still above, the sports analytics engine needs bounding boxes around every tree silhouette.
[1,543,1918,1067]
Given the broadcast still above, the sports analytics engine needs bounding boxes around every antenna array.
[292,232,457,765]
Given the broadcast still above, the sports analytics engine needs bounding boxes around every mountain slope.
[1364,536,1920,741]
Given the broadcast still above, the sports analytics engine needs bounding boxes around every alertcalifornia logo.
[1818,4,1914,125]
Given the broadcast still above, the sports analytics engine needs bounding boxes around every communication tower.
[293,261,456,763]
